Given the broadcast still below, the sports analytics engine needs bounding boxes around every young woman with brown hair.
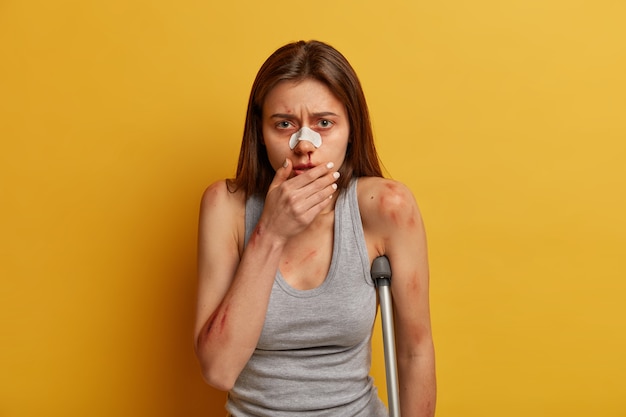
[194,40,436,417]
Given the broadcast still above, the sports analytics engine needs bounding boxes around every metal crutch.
[371,255,401,417]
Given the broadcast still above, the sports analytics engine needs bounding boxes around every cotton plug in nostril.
[289,127,322,149]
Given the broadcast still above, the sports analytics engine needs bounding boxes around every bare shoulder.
[200,180,246,217]
[357,176,422,230]
[199,180,246,253]
[201,179,242,204]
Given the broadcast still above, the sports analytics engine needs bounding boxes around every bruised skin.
[278,204,334,290]
[365,181,419,232]
[359,178,422,263]
[281,249,318,275]
[202,304,230,340]
[361,178,435,417]
[198,220,273,342]
[378,182,419,229]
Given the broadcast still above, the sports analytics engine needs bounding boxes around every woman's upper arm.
[194,180,243,346]
[360,178,433,355]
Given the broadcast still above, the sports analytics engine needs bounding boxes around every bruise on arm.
[381,183,419,226]
[198,303,230,348]
[369,181,422,245]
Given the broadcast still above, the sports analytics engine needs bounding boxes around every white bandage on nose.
[289,127,322,150]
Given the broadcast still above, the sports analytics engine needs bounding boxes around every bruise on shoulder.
[376,182,419,229]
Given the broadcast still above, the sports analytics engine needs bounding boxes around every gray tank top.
[226,179,388,417]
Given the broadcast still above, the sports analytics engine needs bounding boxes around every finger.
[288,162,337,190]
[306,181,338,207]
[268,158,292,192]
[298,182,338,218]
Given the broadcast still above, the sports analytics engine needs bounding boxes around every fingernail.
[333,172,340,179]
[326,162,334,169]
[332,183,338,190]
[283,159,289,168]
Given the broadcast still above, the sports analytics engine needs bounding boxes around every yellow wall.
[1,0,624,416]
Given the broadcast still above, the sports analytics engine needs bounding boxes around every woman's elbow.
[198,359,237,392]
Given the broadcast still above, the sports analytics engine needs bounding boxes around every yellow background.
[1,0,624,416]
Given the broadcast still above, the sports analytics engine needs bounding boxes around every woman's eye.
[318,119,333,128]
[277,121,293,129]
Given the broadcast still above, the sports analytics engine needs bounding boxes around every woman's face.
[262,78,350,177]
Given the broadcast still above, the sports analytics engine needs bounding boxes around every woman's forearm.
[398,348,437,417]
[196,224,286,390]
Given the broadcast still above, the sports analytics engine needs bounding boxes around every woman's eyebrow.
[270,113,298,119]
[311,111,340,118]
[269,111,339,119]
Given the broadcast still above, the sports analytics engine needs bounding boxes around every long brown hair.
[229,40,383,197]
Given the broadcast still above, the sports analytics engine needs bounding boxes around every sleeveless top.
[226,178,388,417]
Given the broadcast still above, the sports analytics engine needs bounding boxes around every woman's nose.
[292,137,316,154]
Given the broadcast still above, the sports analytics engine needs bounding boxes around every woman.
[194,40,436,417]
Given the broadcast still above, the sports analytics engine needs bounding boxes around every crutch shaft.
[372,256,401,417]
